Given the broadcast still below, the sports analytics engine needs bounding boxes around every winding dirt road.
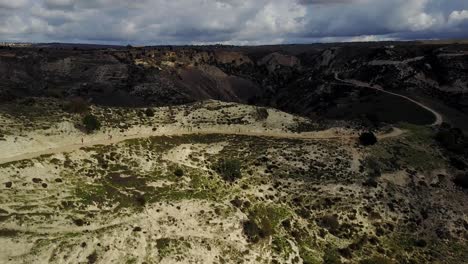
[334,73,443,126]
[0,127,404,165]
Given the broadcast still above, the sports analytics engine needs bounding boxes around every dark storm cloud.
[1,0,468,45]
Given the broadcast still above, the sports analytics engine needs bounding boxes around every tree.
[174,168,184,177]
[145,108,155,117]
[82,114,101,133]
[243,220,262,243]
[359,132,377,146]
[255,107,269,121]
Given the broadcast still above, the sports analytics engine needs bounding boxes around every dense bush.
[255,107,269,121]
[318,214,340,235]
[214,158,242,181]
[359,132,377,146]
[242,204,290,244]
[145,108,155,117]
[174,168,184,177]
[82,114,101,133]
[242,215,276,243]
[242,220,262,243]
[87,251,98,264]
[323,248,342,264]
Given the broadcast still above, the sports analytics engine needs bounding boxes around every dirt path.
[334,73,443,126]
[0,128,404,165]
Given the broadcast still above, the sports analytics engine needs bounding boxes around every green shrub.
[323,248,342,264]
[145,108,155,117]
[82,114,101,133]
[87,251,98,264]
[243,220,262,243]
[215,158,242,182]
[243,204,290,243]
[359,132,377,146]
[255,107,269,121]
[174,168,184,177]
[318,214,340,235]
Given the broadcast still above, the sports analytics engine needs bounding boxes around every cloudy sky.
[1,0,468,45]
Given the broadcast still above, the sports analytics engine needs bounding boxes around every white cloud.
[0,0,27,9]
[448,10,468,25]
[348,35,395,42]
[0,0,468,44]
[0,15,27,34]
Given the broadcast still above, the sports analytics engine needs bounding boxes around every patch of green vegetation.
[323,248,342,264]
[147,182,232,203]
[382,233,468,264]
[156,238,190,259]
[367,124,445,172]
[299,247,321,264]
[0,159,34,169]
[87,251,98,264]
[214,158,242,182]
[0,229,19,237]
[174,167,184,177]
[359,132,377,146]
[0,98,72,128]
[398,123,434,142]
[74,179,151,212]
[73,160,235,213]
[244,203,291,242]
[272,236,293,259]
[254,107,269,121]
[144,108,155,117]
[82,114,101,133]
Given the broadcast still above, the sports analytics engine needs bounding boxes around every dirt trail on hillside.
[334,73,443,126]
[0,128,404,165]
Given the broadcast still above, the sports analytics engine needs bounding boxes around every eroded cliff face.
[0,42,467,124]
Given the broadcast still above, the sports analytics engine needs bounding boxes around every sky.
[1,0,468,45]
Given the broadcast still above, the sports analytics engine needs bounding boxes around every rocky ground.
[0,99,467,263]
